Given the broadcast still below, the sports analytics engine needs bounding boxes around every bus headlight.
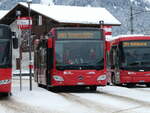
[0,79,11,85]
[53,75,64,81]
[97,75,106,81]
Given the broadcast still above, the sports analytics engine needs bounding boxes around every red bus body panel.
[50,69,107,86]
[0,68,12,93]
[120,70,150,83]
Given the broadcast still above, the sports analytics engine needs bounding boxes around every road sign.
[17,17,32,29]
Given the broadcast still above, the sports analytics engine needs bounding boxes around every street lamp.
[27,0,32,91]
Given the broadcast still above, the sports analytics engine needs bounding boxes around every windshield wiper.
[128,62,140,66]
[128,60,149,66]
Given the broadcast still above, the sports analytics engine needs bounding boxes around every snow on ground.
[73,86,150,113]
[102,85,150,99]
[12,78,71,113]
[0,77,150,113]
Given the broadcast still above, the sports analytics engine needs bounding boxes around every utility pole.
[130,5,134,34]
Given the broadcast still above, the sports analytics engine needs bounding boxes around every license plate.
[139,80,145,82]
[77,82,84,85]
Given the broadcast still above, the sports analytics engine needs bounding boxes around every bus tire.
[46,85,54,91]
[111,74,116,85]
[89,86,97,91]
[146,83,150,87]
[46,86,51,91]
[126,83,135,88]
[1,92,11,97]
[38,83,43,87]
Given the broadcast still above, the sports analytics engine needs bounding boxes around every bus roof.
[111,35,150,43]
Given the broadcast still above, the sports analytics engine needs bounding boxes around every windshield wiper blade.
[129,62,140,66]
[129,60,150,66]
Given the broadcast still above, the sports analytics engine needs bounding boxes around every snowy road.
[0,97,50,113]
[0,77,150,113]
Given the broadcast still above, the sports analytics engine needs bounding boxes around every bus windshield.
[55,40,104,70]
[0,40,11,66]
[120,40,150,70]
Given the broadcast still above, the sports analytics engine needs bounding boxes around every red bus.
[34,27,107,91]
[0,24,18,96]
[109,35,150,87]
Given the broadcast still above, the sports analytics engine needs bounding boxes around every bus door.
[106,48,112,84]
[110,45,120,84]
[38,40,47,85]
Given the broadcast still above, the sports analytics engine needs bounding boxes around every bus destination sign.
[123,41,149,47]
[57,29,101,39]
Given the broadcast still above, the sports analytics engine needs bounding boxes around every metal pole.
[27,1,32,91]
[19,18,22,91]
[99,20,104,29]
[19,48,22,91]
[130,5,134,34]
[99,20,105,40]
[16,11,22,91]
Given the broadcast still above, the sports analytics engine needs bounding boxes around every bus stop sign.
[17,17,32,29]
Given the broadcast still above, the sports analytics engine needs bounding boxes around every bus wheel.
[146,83,150,87]
[47,86,53,91]
[89,86,97,91]
[1,92,11,97]
[126,83,135,88]
[47,86,59,92]
[38,83,43,87]
[47,86,51,91]
[111,75,116,85]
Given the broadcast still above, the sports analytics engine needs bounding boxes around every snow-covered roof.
[0,10,9,19]
[113,34,144,39]
[19,2,121,26]
[108,34,145,41]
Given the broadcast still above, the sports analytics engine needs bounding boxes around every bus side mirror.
[47,32,55,38]
[12,32,18,49]
[47,32,52,37]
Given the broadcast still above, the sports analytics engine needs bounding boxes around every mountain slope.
[0,0,40,9]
